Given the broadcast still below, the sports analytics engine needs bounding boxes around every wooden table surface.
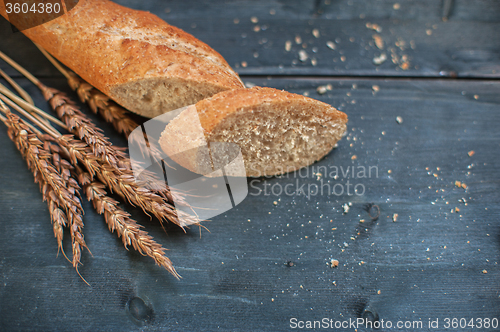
[0,1,499,331]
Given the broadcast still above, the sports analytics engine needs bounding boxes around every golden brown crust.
[195,87,348,133]
[0,0,244,116]
[159,87,348,177]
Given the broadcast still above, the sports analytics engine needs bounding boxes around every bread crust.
[159,87,348,177]
[0,0,244,117]
[195,87,348,133]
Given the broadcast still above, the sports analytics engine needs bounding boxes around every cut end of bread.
[159,87,348,177]
[111,78,233,118]
[209,100,346,177]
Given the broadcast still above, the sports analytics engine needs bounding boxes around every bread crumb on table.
[330,259,339,268]
[396,116,403,124]
[373,53,387,65]
[468,150,475,157]
[373,34,384,50]
[392,213,398,222]
[298,50,308,62]
[366,22,382,32]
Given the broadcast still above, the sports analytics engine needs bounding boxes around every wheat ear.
[3,112,89,271]
[77,168,180,278]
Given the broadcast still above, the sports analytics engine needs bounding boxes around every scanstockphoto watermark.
[249,165,378,199]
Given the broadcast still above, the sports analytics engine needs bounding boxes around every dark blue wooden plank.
[0,76,498,331]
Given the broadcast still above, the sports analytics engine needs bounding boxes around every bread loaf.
[0,0,244,118]
[159,87,348,177]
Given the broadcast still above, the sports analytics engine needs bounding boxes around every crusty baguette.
[159,87,348,177]
[0,0,244,118]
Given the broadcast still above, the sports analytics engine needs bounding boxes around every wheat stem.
[0,68,34,105]
[33,44,71,80]
[0,83,67,129]
[0,93,61,137]
[0,50,41,85]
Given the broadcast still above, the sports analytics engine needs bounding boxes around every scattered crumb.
[285,40,292,52]
[366,22,382,32]
[303,91,309,97]
[474,94,479,100]
[241,61,248,68]
[388,169,392,174]
[312,29,320,38]
[372,85,380,93]
[468,150,475,157]
[317,85,328,95]
[482,270,487,274]
[273,201,278,206]
[377,290,381,294]
[381,131,386,135]
[233,18,239,24]
[373,34,384,49]
[461,183,467,189]
[373,53,387,65]
[360,219,365,223]
[295,35,302,44]
[393,213,398,222]
[330,259,339,268]
[396,116,403,124]
[400,62,410,70]
[253,25,261,32]
[326,41,336,50]
[455,207,460,213]
[351,155,357,160]
[269,9,276,15]
[342,203,350,214]
[298,50,308,62]
[393,3,400,10]
[455,181,461,187]
[426,29,432,35]
[244,81,256,88]
[251,16,258,23]
[340,56,346,62]
[311,58,317,66]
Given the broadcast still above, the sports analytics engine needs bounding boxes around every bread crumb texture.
[160,87,348,177]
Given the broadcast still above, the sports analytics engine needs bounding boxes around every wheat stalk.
[0,49,180,199]
[3,112,89,271]
[77,169,180,278]
[0,50,202,278]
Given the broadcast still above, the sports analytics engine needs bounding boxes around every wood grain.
[0,77,498,331]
